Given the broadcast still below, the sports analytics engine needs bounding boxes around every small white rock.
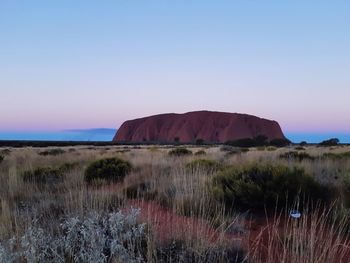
[290,210,301,219]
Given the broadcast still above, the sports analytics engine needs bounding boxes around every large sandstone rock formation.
[113,111,285,143]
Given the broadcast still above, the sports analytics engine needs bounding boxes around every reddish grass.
[127,199,243,247]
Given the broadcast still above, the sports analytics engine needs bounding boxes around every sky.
[1,1,349,142]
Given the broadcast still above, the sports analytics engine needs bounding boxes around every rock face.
[113,111,285,143]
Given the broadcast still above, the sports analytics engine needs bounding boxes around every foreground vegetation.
[0,145,350,262]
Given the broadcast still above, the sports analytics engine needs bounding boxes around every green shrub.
[225,135,268,148]
[168,148,192,157]
[267,146,277,151]
[0,155,4,164]
[254,135,269,146]
[256,146,266,151]
[269,138,291,147]
[0,149,11,155]
[225,150,242,156]
[225,138,256,148]
[279,151,315,161]
[84,157,132,183]
[124,182,158,200]
[225,136,291,148]
[39,148,66,156]
[59,162,79,172]
[194,150,206,156]
[186,159,223,173]
[221,146,248,156]
[319,138,339,146]
[294,146,306,151]
[23,167,63,184]
[220,145,235,152]
[22,162,78,184]
[212,163,329,210]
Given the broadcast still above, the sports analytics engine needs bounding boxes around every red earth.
[101,181,349,262]
[114,110,285,143]
[124,200,350,262]
[127,199,243,246]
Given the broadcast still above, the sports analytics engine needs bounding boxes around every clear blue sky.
[1,1,349,141]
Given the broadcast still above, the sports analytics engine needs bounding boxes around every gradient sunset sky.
[1,1,349,139]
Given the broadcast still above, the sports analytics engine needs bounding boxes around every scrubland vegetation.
[0,144,350,262]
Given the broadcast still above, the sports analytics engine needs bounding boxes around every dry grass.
[0,145,349,262]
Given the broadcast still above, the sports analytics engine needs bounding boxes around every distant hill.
[114,110,285,143]
[0,129,117,141]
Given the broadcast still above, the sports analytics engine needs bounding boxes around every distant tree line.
[318,138,340,146]
[0,137,345,148]
[224,135,291,148]
[0,140,123,148]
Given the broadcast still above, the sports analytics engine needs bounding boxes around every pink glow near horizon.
[2,109,349,133]
[1,1,350,133]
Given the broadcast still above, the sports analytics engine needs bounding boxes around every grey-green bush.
[84,157,132,183]
[22,162,78,184]
[0,209,146,263]
[168,148,192,157]
[39,148,66,156]
[279,151,315,161]
[212,163,330,210]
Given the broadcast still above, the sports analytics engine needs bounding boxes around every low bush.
[186,159,223,173]
[220,145,235,152]
[84,157,132,183]
[115,149,131,153]
[0,209,146,263]
[319,138,339,146]
[124,182,159,201]
[226,135,268,148]
[279,151,315,161]
[194,150,206,156]
[294,146,306,151]
[269,138,291,147]
[225,138,257,148]
[23,167,63,184]
[220,145,248,156]
[0,149,11,155]
[38,148,66,156]
[256,146,266,151]
[59,162,79,172]
[212,163,330,210]
[225,136,291,148]
[168,147,192,157]
[267,146,277,151]
[0,155,4,164]
[22,162,78,184]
